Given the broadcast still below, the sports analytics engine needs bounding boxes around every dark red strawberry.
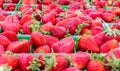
[62,67,81,71]
[13,67,22,71]
[100,39,118,53]
[7,40,30,53]
[44,35,59,47]
[78,35,99,52]
[2,31,18,42]
[71,52,90,69]
[0,35,11,48]
[35,45,51,53]
[7,3,16,11]
[37,4,42,10]
[30,32,46,48]
[51,37,75,53]
[58,0,70,5]
[50,26,66,39]
[87,60,105,71]
[0,45,5,54]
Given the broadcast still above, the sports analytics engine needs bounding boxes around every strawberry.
[58,0,70,5]
[44,35,59,47]
[20,14,32,25]
[30,32,46,48]
[35,45,51,53]
[50,26,66,39]
[102,13,114,22]
[43,0,52,5]
[22,0,37,4]
[100,39,118,53]
[56,17,82,34]
[55,17,63,23]
[89,12,102,19]
[0,14,5,21]
[18,54,41,71]
[11,0,19,3]
[7,3,16,11]
[78,35,99,52]
[0,45,5,54]
[90,18,103,28]
[0,35,11,48]
[2,31,18,42]
[0,53,18,70]
[4,15,19,23]
[13,67,22,71]
[71,52,90,69]
[51,37,75,53]
[87,60,105,71]
[90,26,103,35]
[6,40,30,53]
[62,67,81,71]
[80,29,92,35]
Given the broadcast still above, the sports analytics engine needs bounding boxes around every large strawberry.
[35,45,51,53]
[71,52,90,69]
[20,14,32,25]
[87,60,105,71]
[42,11,56,25]
[0,35,11,48]
[6,40,30,53]
[44,35,59,47]
[102,12,114,22]
[78,35,99,52]
[62,67,81,71]
[0,53,18,70]
[2,31,18,42]
[30,32,46,48]
[56,17,82,34]
[51,37,75,53]
[50,26,66,39]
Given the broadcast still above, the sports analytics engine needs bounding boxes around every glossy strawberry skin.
[102,13,114,22]
[62,67,81,71]
[7,40,30,53]
[90,26,103,35]
[51,37,75,53]
[20,14,32,25]
[35,45,51,53]
[100,39,118,53]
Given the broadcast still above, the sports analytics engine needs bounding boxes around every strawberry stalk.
[14,0,22,12]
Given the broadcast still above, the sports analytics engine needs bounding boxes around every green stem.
[14,0,22,12]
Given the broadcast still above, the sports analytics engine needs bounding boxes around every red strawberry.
[7,40,30,53]
[2,31,18,42]
[42,11,56,24]
[102,13,114,22]
[55,17,63,23]
[90,18,103,28]
[0,45,5,54]
[80,29,92,35]
[87,60,105,71]
[30,32,46,48]
[20,14,32,25]
[0,35,11,48]
[0,54,18,70]
[78,35,99,52]
[37,4,42,10]
[4,15,19,23]
[90,26,103,35]
[35,45,51,53]
[44,35,59,47]
[51,37,75,53]
[89,12,102,19]
[43,0,52,5]
[22,0,37,4]
[13,67,22,71]
[11,0,19,3]
[22,20,33,34]
[0,14,5,21]
[7,3,16,11]
[58,0,70,5]
[62,67,81,71]
[50,26,66,39]
[56,17,82,34]
[100,39,118,53]
[71,52,90,69]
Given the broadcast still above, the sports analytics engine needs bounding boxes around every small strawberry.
[51,37,75,53]
[100,39,118,53]
[35,45,51,53]
[2,31,18,42]
[78,35,99,52]
[7,40,30,53]
[30,32,46,48]
[44,35,59,47]
[62,67,81,71]
[102,13,114,22]
[50,26,66,39]
[0,35,11,48]
[87,60,105,71]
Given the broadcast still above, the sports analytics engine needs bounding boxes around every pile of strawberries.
[0,0,120,71]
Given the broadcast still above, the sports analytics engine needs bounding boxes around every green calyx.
[0,64,12,71]
[27,58,41,71]
[5,51,13,55]
[30,19,40,32]
[90,53,105,61]
[64,29,71,38]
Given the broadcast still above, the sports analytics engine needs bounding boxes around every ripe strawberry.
[71,52,90,69]
[90,26,103,35]
[80,29,92,35]
[62,67,81,71]
[100,39,118,53]
[43,0,52,5]
[87,60,105,71]
[0,45,5,54]
[42,11,56,25]
[0,14,5,21]
[11,0,19,3]
[58,0,70,5]
[102,13,114,22]
[51,37,75,53]
[35,45,51,53]
[13,67,22,71]
[0,54,18,70]
[55,17,63,23]
[37,4,42,10]
[22,0,37,4]
[30,32,46,48]
[20,14,32,25]
[56,17,82,34]
[7,40,30,53]
[2,31,18,42]
[50,26,66,39]
[44,35,59,47]
[4,15,19,23]
[7,3,16,11]
[78,35,99,52]
[89,12,102,19]
[90,18,103,28]
[0,35,11,48]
